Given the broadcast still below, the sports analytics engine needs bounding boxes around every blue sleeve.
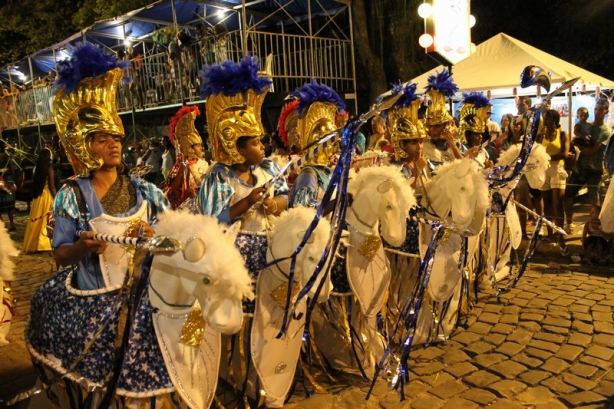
[198,169,235,223]
[289,171,319,208]
[135,177,171,224]
[51,184,84,248]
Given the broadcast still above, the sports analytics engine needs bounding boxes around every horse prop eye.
[460,186,466,191]
[203,277,211,285]
[183,237,207,262]
[386,204,393,210]
[308,256,315,262]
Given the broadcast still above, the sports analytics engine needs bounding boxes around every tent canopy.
[412,33,614,98]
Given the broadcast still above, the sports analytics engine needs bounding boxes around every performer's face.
[237,136,265,166]
[428,123,446,140]
[402,138,423,159]
[89,132,122,168]
[192,143,203,158]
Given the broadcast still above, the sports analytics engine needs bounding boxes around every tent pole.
[27,56,43,150]
[567,89,573,134]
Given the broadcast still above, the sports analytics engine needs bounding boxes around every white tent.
[412,32,614,98]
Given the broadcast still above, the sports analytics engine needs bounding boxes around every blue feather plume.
[289,78,346,118]
[200,55,272,99]
[391,81,419,108]
[55,41,129,95]
[425,69,458,97]
[462,91,491,108]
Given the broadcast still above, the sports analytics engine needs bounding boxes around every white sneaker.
[564,224,573,234]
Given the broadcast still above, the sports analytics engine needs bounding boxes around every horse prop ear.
[454,158,472,178]
[297,230,316,244]
[377,179,394,193]
[225,222,241,240]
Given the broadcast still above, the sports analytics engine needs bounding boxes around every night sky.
[469,0,614,81]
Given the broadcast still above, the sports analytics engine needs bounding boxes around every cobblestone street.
[1,202,613,408]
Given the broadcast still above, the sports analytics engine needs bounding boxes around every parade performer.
[283,78,345,209]
[458,92,495,168]
[0,219,18,346]
[160,105,209,210]
[22,146,56,252]
[198,55,288,278]
[423,69,463,167]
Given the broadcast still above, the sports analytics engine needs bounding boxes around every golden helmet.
[424,69,458,128]
[201,56,271,166]
[53,42,129,177]
[458,92,492,143]
[169,106,202,158]
[290,79,345,166]
[388,82,426,161]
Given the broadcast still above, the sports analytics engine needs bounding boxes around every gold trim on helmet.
[206,88,268,166]
[389,98,425,161]
[53,68,125,177]
[283,109,300,152]
[175,111,203,158]
[458,104,489,143]
[297,101,337,166]
[424,88,453,127]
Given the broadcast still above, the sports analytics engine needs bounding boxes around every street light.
[419,33,434,48]
[418,3,432,18]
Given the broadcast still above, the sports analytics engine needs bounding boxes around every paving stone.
[458,388,497,405]
[516,291,538,300]
[590,304,611,312]
[444,362,478,378]
[441,349,472,365]
[478,312,500,324]
[569,363,599,378]
[579,355,613,371]
[440,396,479,409]
[465,322,492,335]
[518,370,551,386]
[528,339,561,353]
[560,391,608,407]
[541,357,571,374]
[542,316,571,328]
[507,328,534,345]
[408,395,445,409]
[591,311,612,322]
[512,353,544,369]
[551,297,577,307]
[524,347,554,360]
[520,313,544,321]
[526,298,551,308]
[519,321,543,333]
[489,361,528,380]
[541,377,577,394]
[483,333,506,347]
[429,379,468,400]
[515,385,556,404]
[561,373,598,391]
[572,320,594,334]
[487,379,528,398]
[412,362,447,376]
[569,304,591,314]
[463,370,501,388]
[473,353,507,369]
[496,342,525,357]
[412,347,446,361]
[499,314,519,324]
[585,293,605,301]
[509,298,530,307]
[538,290,564,300]
[585,345,614,361]
[485,399,526,409]
[533,332,565,344]
[420,371,455,387]
[554,344,584,362]
[575,298,597,307]
[593,380,614,397]
[452,331,482,346]
[534,400,570,409]
[542,325,570,335]
[490,323,514,335]
[593,320,614,334]
[463,341,495,356]
[567,332,593,347]
[572,312,593,322]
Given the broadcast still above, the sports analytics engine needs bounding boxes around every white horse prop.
[251,207,332,408]
[27,210,253,409]
[0,219,18,347]
[314,166,416,377]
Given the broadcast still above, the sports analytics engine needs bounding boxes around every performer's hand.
[416,156,427,170]
[484,159,494,168]
[78,231,108,255]
[442,127,456,145]
[263,198,278,215]
[464,146,480,158]
[247,187,267,205]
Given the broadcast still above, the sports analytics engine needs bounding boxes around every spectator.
[564,98,610,234]
[0,144,16,231]
[579,205,613,264]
